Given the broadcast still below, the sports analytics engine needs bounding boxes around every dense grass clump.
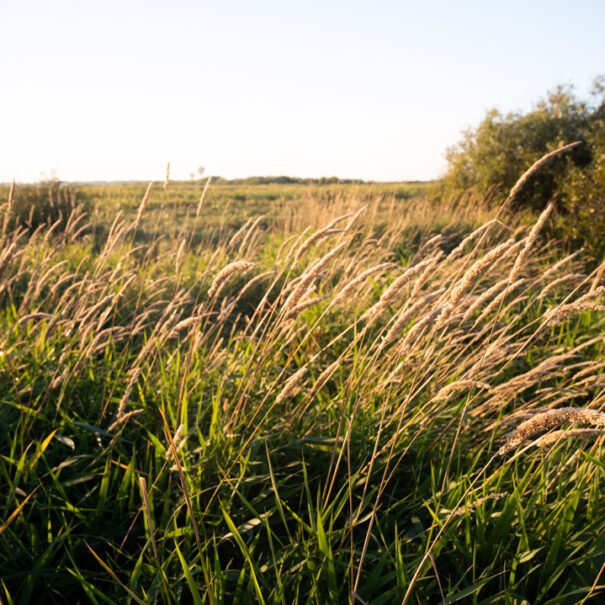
[2,179,91,236]
[0,176,604,603]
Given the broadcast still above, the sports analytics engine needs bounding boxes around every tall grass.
[0,178,603,603]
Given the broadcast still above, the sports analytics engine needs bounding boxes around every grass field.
[1,177,604,603]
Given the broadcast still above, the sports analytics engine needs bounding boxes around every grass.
[0,176,604,603]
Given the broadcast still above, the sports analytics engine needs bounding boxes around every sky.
[1,0,604,183]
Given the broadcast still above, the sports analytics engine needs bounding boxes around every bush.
[440,78,605,254]
[556,87,605,253]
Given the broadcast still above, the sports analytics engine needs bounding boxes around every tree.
[441,83,602,211]
[440,80,605,254]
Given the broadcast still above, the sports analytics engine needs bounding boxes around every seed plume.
[504,141,582,206]
[332,262,394,305]
[208,261,255,298]
[363,255,441,323]
[447,220,497,260]
[196,176,213,217]
[379,289,444,351]
[276,367,308,404]
[437,239,514,327]
[497,407,605,456]
[509,202,554,282]
[294,218,349,263]
[132,183,153,232]
[430,380,492,402]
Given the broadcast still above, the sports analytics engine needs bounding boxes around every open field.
[1,178,604,603]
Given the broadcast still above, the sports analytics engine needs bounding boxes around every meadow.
[0,174,604,603]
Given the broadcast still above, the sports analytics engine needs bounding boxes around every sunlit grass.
[0,178,604,603]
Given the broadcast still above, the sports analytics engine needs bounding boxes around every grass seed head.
[275,366,308,404]
[208,260,255,298]
[498,407,605,456]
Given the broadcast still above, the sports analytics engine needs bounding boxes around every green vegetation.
[3,179,91,235]
[0,172,603,603]
[440,77,605,254]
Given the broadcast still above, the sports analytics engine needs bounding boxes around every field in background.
[78,178,430,236]
[1,177,604,603]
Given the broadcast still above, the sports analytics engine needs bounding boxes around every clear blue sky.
[2,0,604,183]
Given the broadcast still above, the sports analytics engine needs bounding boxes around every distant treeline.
[211,176,435,186]
[55,177,366,187]
[211,176,365,185]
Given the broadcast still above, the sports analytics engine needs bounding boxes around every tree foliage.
[441,78,605,253]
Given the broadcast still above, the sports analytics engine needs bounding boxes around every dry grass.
[1,177,604,603]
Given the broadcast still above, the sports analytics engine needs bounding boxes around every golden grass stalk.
[238,215,265,254]
[379,288,444,351]
[284,272,326,296]
[115,297,186,418]
[461,278,508,321]
[410,234,444,265]
[325,211,355,229]
[282,226,311,264]
[138,477,159,561]
[545,286,605,324]
[538,273,587,299]
[208,261,255,298]
[497,406,605,456]
[116,371,142,420]
[547,302,605,324]
[572,361,605,382]
[233,270,275,304]
[0,242,18,280]
[540,249,584,283]
[362,255,441,323]
[165,424,185,460]
[308,359,342,398]
[175,238,187,273]
[285,295,329,320]
[400,307,442,351]
[275,233,301,262]
[108,408,144,432]
[509,202,554,282]
[590,257,605,293]
[492,354,569,398]
[409,252,443,299]
[437,239,514,327]
[163,162,170,190]
[95,212,126,264]
[477,278,526,321]
[446,219,498,260]
[343,204,368,231]
[504,141,582,206]
[430,380,492,403]
[18,312,54,325]
[275,366,308,404]
[227,216,255,248]
[2,180,15,236]
[294,221,348,264]
[331,262,394,305]
[160,410,202,547]
[132,183,153,232]
[216,298,237,323]
[532,428,605,448]
[195,176,213,217]
[168,316,202,336]
[283,242,346,312]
